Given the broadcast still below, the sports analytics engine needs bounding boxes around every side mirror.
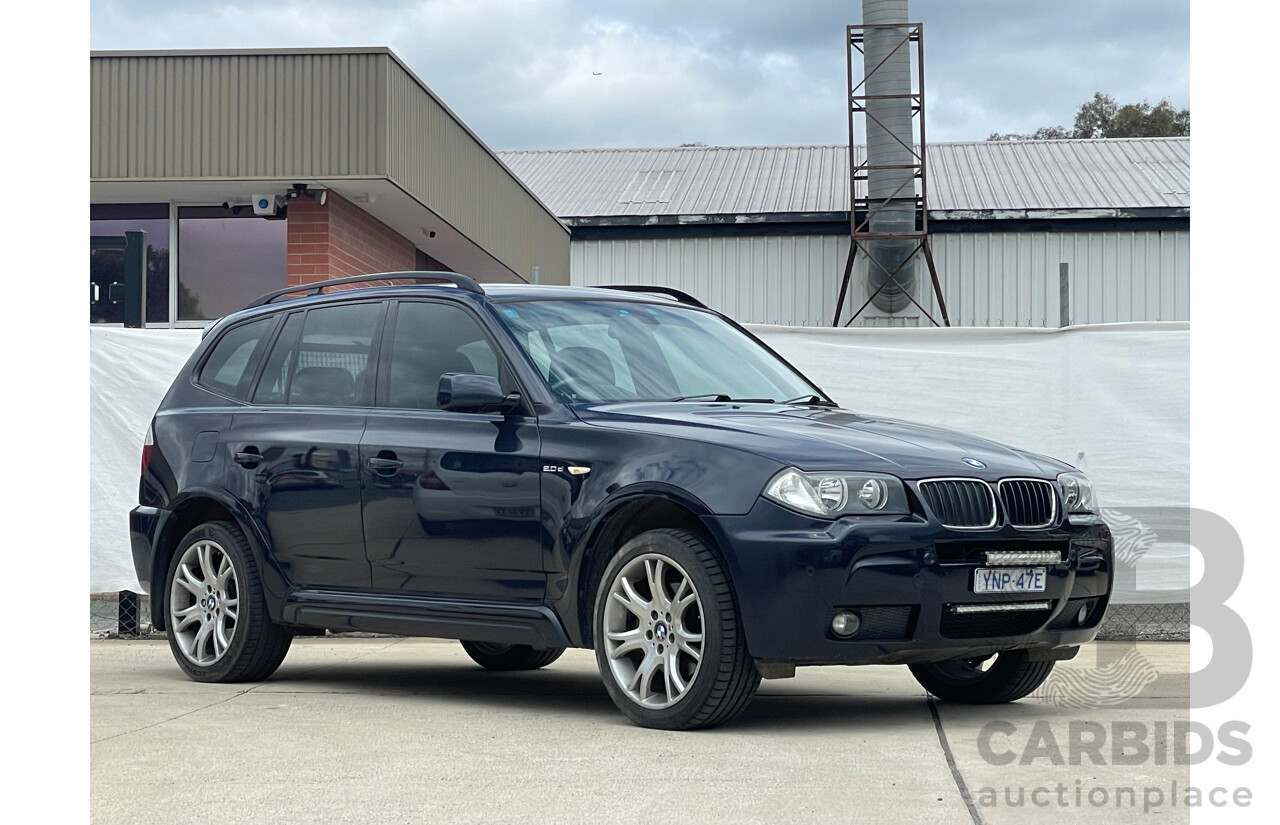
[437,373,519,413]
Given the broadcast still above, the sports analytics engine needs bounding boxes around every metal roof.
[497,138,1189,219]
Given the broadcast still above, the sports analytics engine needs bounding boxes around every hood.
[575,402,1072,481]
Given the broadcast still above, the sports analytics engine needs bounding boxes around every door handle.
[368,456,404,472]
[233,449,262,467]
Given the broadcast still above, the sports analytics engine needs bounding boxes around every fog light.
[831,611,861,638]
[1076,604,1090,626]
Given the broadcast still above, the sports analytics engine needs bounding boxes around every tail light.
[141,424,154,474]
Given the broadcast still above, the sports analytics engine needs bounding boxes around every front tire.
[165,521,292,683]
[460,641,565,670]
[909,650,1054,704]
[593,528,760,730]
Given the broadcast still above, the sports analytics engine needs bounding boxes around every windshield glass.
[497,299,822,404]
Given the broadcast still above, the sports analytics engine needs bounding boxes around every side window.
[385,302,501,410]
[252,313,303,404]
[251,303,380,406]
[197,317,274,399]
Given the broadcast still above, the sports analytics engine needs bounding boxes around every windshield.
[497,299,824,404]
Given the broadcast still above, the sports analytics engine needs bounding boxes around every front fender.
[549,482,724,648]
[568,481,715,558]
[538,419,784,647]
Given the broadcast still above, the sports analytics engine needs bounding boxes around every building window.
[177,206,287,321]
[90,204,169,324]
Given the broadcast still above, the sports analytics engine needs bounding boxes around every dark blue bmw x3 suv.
[130,271,1112,730]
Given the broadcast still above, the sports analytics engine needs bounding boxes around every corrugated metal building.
[91,48,570,326]
[498,139,1189,327]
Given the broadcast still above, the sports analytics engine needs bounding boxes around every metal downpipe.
[862,0,916,313]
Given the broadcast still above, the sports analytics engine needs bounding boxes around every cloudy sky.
[90,0,1188,150]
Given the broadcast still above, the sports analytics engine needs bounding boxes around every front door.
[360,300,544,601]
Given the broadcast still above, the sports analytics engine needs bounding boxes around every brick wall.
[286,192,418,285]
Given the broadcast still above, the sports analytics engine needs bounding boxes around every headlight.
[1057,471,1098,514]
[763,468,909,518]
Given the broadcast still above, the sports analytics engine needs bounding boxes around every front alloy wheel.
[593,528,760,730]
[601,553,705,709]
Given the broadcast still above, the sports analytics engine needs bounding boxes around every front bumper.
[709,498,1112,665]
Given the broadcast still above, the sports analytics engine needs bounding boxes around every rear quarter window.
[196,317,274,399]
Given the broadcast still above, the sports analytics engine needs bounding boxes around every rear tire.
[165,521,292,683]
[909,650,1054,704]
[593,528,760,730]
[460,641,565,671]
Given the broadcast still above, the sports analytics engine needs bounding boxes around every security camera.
[251,194,278,216]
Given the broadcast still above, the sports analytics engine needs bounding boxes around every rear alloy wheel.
[594,528,759,730]
[909,650,1054,704]
[165,521,292,682]
[460,641,565,671]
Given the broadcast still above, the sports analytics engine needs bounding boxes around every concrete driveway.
[91,639,1189,825]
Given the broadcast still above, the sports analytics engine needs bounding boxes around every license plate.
[973,567,1046,594]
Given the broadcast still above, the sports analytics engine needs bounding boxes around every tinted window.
[176,207,286,321]
[251,303,381,406]
[197,317,273,399]
[252,313,303,404]
[385,302,501,410]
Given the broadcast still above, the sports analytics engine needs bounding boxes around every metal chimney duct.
[862,0,916,312]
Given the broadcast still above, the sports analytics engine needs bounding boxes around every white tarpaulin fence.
[753,322,1189,605]
[91,328,203,594]
[90,322,1188,603]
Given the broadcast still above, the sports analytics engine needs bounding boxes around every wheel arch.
[570,487,737,649]
[150,487,279,631]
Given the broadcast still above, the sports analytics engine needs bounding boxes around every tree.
[988,92,1189,141]
[1108,98,1190,138]
[988,125,1072,142]
[1071,92,1119,138]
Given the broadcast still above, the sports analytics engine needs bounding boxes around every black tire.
[164,520,292,683]
[592,528,760,730]
[909,650,1055,704]
[460,641,565,671]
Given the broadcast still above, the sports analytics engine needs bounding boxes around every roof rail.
[244,271,484,309]
[595,285,707,308]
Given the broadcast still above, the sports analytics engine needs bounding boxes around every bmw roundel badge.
[962,457,987,469]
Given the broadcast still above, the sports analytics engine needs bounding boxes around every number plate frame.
[973,566,1047,594]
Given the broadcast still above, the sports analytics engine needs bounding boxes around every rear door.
[229,300,385,589]
[360,299,544,601]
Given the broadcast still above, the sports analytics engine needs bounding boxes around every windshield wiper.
[781,394,838,407]
[667,393,776,403]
